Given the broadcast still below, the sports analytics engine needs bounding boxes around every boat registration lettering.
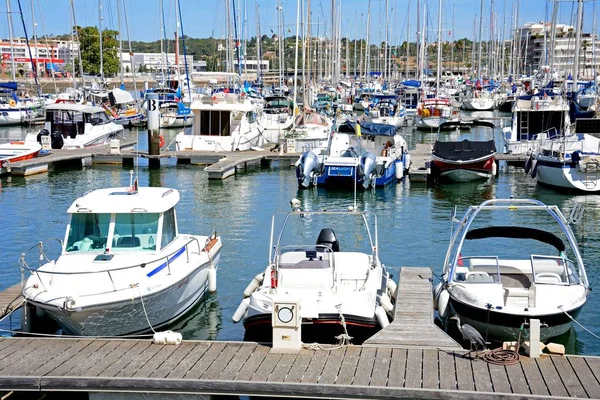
[147,284,162,292]
[328,166,353,176]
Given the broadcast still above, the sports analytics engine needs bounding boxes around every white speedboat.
[233,205,395,344]
[0,141,42,169]
[25,103,124,149]
[435,199,589,342]
[20,184,222,336]
[160,101,194,129]
[366,96,406,128]
[415,98,457,130]
[258,95,294,134]
[462,91,495,111]
[285,111,332,154]
[529,118,600,192]
[502,94,570,157]
[174,93,261,152]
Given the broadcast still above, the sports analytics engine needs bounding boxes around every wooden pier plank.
[51,340,110,376]
[471,359,493,392]
[8,338,77,376]
[454,352,475,391]
[268,353,298,382]
[335,346,361,385]
[300,349,328,384]
[438,350,457,390]
[536,356,569,397]
[488,363,511,393]
[250,352,281,382]
[0,339,39,368]
[150,342,198,379]
[387,348,407,387]
[352,347,376,386]
[233,344,270,381]
[131,343,180,378]
[103,341,155,377]
[190,341,235,380]
[84,340,138,376]
[569,357,600,399]
[421,349,439,389]
[404,349,423,388]
[504,363,530,395]
[551,355,588,398]
[370,347,392,387]
[30,340,93,377]
[0,339,59,376]
[284,348,314,383]
[184,342,227,380]
[520,356,550,396]
[60,340,122,377]
[200,342,242,380]
[318,347,346,384]
[584,357,600,391]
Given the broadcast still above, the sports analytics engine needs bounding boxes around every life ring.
[159,136,165,148]
[9,100,16,107]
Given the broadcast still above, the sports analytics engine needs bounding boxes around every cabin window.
[87,112,111,126]
[66,213,111,252]
[161,208,177,249]
[200,110,231,136]
[113,213,159,251]
[246,111,257,124]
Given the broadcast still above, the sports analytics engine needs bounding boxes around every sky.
[2,0,598,45]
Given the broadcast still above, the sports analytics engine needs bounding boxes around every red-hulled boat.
[0,141,42,169]
[431,120,497,182]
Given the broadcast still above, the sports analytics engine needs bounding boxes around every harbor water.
[1,118,599,356]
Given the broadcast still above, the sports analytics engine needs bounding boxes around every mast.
[6,0,16,81]
[477,0,483,80]
[16,0,41,97]
[98,0,104,83]
[354,11,357,77]
[436,0,442,95]
[117,0,124,86]
[572,0,583,94]
[29,0,38,79]
[175,0,180,81]
[549,0,558,71]
[405,1,410,79]
[122,0,138,99]
[255,2,261,85]
[450,3,454,72]
[416,0,420,82]
[500,0,507,79]
[176,0,191,100]
[359,13,363,78]
[69,0,84,85]
[366,0,371,78]
[293,0,300,106]
[69,0,76,91]
[383,0,389,80]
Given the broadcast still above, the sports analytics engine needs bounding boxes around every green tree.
[76,25,119,77]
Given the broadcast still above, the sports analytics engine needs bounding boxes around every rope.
[135,284,156,334]
[479,348,520,365]
[0,328,152,339]
[302,342,348,351]
[336,304,353,345]
[559,305,600,340]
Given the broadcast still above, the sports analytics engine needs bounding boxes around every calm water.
[1,117,599,356]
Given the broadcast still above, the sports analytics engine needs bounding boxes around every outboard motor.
[316,228,340,252]
[296,150,320,188]
[36,128,50,143]
[50,131,64,149]
[360,152,377,189]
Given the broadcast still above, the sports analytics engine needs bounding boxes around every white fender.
[208,267,217,293]
[433,282,443,311]
[232,297,251,323]
[243,272,265,297]
[153,330,183,345]
[403,153,411,170]
[491,160,497,177]
[375,306,389,329]
[395,160,404,180]
[386,278,398,300]
[380,293,394,314]
[438,289,450,319]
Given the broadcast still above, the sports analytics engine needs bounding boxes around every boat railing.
[531,255,571,285]
[19,236,206,294]
[451,256,500,284]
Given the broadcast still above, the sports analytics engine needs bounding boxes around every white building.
[129,53,194,73]
[0,38,78,74]
[517,22,600,78]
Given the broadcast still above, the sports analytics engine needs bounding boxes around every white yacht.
[415,98,457,130]
[25,103,124,149]
[233,206,396,344]
[462,91,495,111]
[285,111,333,154]
[174,93,262,152]
[435,199,589,342]
[258,95,294,141]
[20,184,222,336]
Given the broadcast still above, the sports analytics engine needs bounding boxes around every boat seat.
[465,271,495,283]
[116,236,141,248]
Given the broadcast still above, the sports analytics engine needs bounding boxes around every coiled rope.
[479,348,521,365]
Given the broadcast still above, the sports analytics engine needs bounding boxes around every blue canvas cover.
[0,82,18,91]
[338,121,396,137]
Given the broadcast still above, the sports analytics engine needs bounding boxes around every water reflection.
[169,294,222,340]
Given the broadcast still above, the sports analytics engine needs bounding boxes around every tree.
[76,25,119,77]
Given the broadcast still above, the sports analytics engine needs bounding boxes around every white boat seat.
[116,236,141,248]
[535,272,563,284]
[279,259,329,269]
[465,271,495,283]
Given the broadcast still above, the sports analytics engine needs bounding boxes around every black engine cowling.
[50,131,64,149]
[316,228,340,252]
[36,129,50,143]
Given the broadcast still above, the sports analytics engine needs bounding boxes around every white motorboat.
[285,111,333,154]
[462,91,495,111]
[366,96,406,128]
[0,141,42,169]
[502,94,570,157]
[20,184,222,336]
[435,199,589,342]
[258,95,294,135]
[233,205,396,344]
[529,118,600,192]
[24,103,124,149]
[160,101,194,129]
[415,98,458,130]
[174,92,262,152]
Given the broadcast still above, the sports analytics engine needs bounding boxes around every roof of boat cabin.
[45,103,105,114]
[190,97,254,112]
[67,187,180,214]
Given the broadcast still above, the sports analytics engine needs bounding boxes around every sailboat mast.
[416,0,420,82]
[405,1,409,79]
[99,0,104,82]
[572,0,583,94]
[70,0,84,85]
[117,0,124,86]
[29,0,38,77]
[477,0,483,80]
[450,3,454,72]
[384,0,389,81]
[255,2,261,84]
[293,0,300,106]
[122,0,137,98]
[6,0,16,81]
[366,0,371,78]
[436,0,442,94]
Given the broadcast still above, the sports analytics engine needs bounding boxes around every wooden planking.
[199,342,242,380]
[387,347,407,387]
[9,338,78,376]
[131,343,181,378]
[584,357,600,395]
[504,363,530,395]
[488,363,511,394]
[60,340,122,377]
[422,349,439,389]
[569,357,600,399]
[206,342,249,381]
[184,342,227,380]
[438,350,457,390]
[85,340,138,377]
[520,356,550,396]
[471,359,493,392]
[335,346,361,385]
[250,352,281,381]
[318,347,346,384]
[103,341,155,377]
[150,342,198,379]
[300,349,328,384]
[0,285,23,316]
[284,348,314,383]
[233,344,270,381]
[404,348,423,388]
[166,341,214,379]
[370,347,392,387]
[352,346,376,386]
[454,352,475,392]
[268,353,298,382]
[536,356,569,397]
[551,356,588,398]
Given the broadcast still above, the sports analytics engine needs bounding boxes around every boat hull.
[0,142,41,168]
[161,115,194,128]
[432,156,495,182]
[243,312,380,344]
[28,254,219,337]
[462,98,495,111]
[0,109,26,126]
[449,297,583,342]
[535,158,600,192]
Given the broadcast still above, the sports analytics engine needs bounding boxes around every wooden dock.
[365,267,461,350]
[407,143,433,182]
[1,336,600,399]
[0,285,23,320]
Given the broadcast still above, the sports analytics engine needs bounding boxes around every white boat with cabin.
[20,184,222,336]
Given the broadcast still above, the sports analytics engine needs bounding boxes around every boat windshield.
[113,213,160,252]
[86,112,111,126]
[66,213,111,252]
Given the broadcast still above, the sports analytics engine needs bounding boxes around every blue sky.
[3,0,598,44]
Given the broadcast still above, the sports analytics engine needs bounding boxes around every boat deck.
[364,267,461,350]
[0,336,599,399]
